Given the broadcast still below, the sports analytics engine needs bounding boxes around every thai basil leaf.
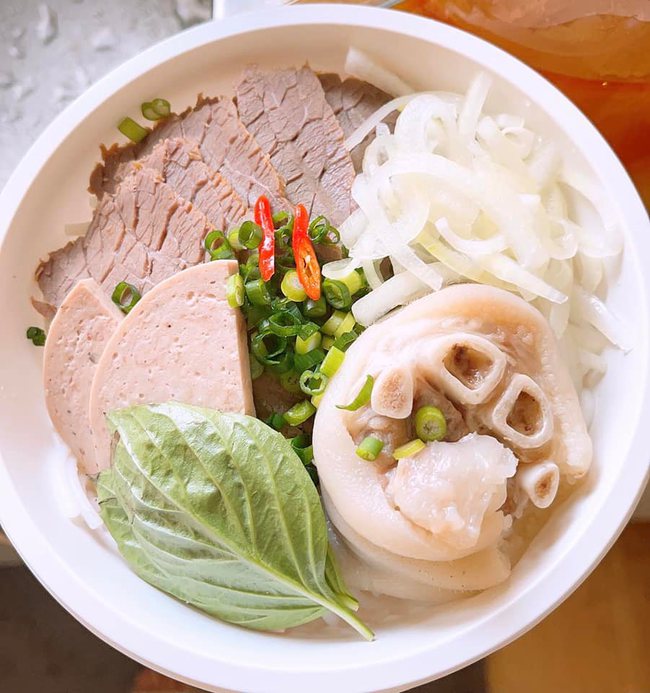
[97,402,373,639]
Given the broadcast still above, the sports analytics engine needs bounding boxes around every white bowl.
[0,6,649,692]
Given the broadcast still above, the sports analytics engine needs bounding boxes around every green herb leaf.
[97,403,373,639]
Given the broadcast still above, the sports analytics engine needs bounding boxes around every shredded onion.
[326,49,628,387]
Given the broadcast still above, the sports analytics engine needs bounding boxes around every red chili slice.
[255,195,275,282]
[292,204,321,301]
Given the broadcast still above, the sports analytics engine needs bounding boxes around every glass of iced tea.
[394,0,650,207]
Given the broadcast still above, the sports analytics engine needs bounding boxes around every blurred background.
[0,1,648,692]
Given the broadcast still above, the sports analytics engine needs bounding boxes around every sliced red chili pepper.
[255,195,275,282]
[292,204,321,301]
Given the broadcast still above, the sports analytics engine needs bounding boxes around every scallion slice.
[415,406,447,442]
[279,370,302,394]
[204,230,234,260]
[117,117,149,143]
[332,330,357,352]
[322,310,347,336]
[111,281,141,314]
[337,375,374,411]
[245,278,272,306]
[250,355,264,380]
[308,215,340,246]
[238,220,263,250]
[151,98,171,117]
[26,326,46,346]
[299,370,329,397]
[227,228,244,251]
[311,392,325,408]
[319,346,345,378]
[265,349,293,375]
[293,347,325,373]
[334,312,356,339]
[226,274,245,309]
[264,311,303,337]
[323,279,352,310]
[303,296,327,319]
[295,331,321,355]
[356,436,384,461]
[281,270,307,302]
[393,439,426,460]
[339,270,365,296]
[265,413,286,431]
[321,335,335,351]
[251,331,287,362]
[284,400,316,427]
[289,434,314,465]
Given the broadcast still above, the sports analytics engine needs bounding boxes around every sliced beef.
[136,137,247,231]
[235,66,356,229]
[318,73,394,171]
[89,97,288,211]
[36,168,212,316]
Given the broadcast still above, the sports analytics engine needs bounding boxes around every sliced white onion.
[352,271,428,326]
[435,216,507,256]
[344,47,414,98]
[345,94,416,152]
[321,257,361,280]
[572,287,632,351]
[458,72,492,143]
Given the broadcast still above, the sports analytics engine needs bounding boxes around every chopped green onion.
[337,375,374,411]
[226,274,245,309]
[204,230,234,260]
[244,303,271,328]
[141,102,162,121]
[240,252,261,281]
[245,278,272,306]
[251,331,287,363]
[111,281,141,314]
[415,406,447,442]
[289,434,314,465]
[311,392,325,408]
[303,296,327,319]
[266,413,286,431]
[321,335,335,351]
[152,98,171,117]
[323,279,352,310]
[322,310,347,336]
[320,346,345,378]
[297,322,320,340]
[250,355,264,380]
[393,439,426,460]
[334,312,356,339]
[227,228,244,251]
[356,436,384,461]
[284,400,316,427]
[299,370,329,397]
[26,326,46,346]
[308,215,340,245]
[295,331,321,355]
[279,370,302,394]
[281,269,307,302]
[118,117,149,143]
[265,350,293,375]
[294,347,325,373]
[264,311,303,337]
[273,211,292,228]
[271,297,302,319]
[339,270,365,295]
[237,220,263,249]
[332,330,357,352]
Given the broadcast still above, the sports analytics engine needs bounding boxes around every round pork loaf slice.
[89,260,254,472]
[43,278,123,474]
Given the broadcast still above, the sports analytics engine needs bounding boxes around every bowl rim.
[0,4,649,692]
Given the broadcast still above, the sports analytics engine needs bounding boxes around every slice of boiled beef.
[318,73,395,171]
[36,168,212,317]
[235,66,356,231]
[136,137,248,231]
[89,97,288,211]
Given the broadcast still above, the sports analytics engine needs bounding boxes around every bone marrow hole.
[506,390,542,435]
[443,344,495,390]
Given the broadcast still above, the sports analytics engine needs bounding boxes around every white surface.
[0,6,649,693]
